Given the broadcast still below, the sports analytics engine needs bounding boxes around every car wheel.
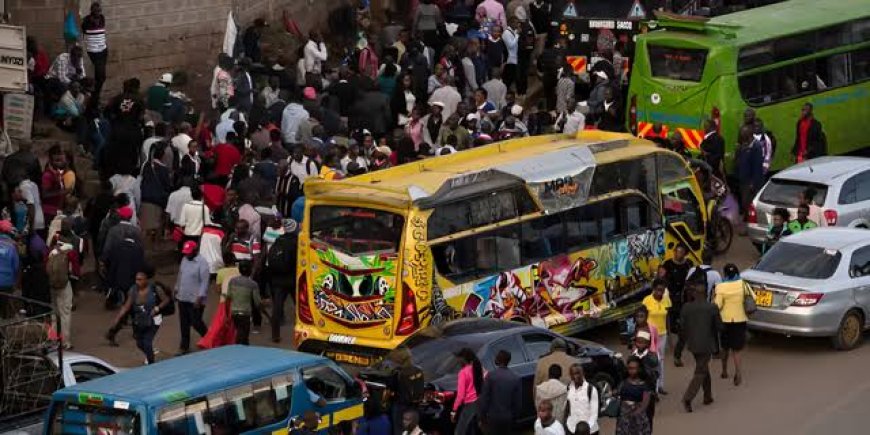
[591,372,616,410]
[831,310,865,351]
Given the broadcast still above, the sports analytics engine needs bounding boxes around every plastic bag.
[63,10,80,42]
[198,301,237,349]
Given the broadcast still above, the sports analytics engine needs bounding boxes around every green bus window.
[854,48,870,82]
[521,214,564,264]
[225,385,257,432]
[564,204,601,251]
[647,45,707,82]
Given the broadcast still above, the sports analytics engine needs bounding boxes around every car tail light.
[395,282,419,336]
[790,293,824,307]
[297,272,314,324]
[747,203,757,224]
[824,209,838,226]
[711,106,721,132]
[629,95,638,135]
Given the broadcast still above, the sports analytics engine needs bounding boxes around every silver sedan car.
[742,228,870,350]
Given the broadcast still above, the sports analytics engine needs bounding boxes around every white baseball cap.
[159,73,173,84]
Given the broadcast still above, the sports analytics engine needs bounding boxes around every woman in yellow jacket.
[714,263,752,386]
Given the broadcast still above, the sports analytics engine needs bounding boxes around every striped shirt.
[230,235,261,262]
[81,15,107,53]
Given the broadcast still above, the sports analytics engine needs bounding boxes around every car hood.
[741,269,828,292]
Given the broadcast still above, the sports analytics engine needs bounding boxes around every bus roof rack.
[650,11,739,38]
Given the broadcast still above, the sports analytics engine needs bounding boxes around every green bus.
[626,0,870,171]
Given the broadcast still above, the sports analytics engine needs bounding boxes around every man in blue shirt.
[175,241,210,354]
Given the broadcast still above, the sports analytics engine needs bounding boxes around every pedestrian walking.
[479,350,521,435]
[175,240,209,354]
[81,1,108,99]
[535,365,567,423]
[680,285,723,412]
[642,278,670,394]
[565,364,598,435]
[0,220,20,319]
[686,251,723,303]
[715,263,752,386]
[533,338,576,389]
[663,245,694,366]
[615,357,652,435]
[792,102,826,163]
[47,238,76,349]
[452,348,483,435]
[225,260,260,345]
[534,400,566,435]
[105,271,170,364]
[631,331,660,431]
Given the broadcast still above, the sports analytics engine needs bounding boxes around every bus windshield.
[647,45,708,82]
[50,403,140,435]
[310,206,405,255]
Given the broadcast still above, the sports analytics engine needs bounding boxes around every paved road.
[64,235,869,435]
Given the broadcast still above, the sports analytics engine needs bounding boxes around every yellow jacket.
[714,279,749,323]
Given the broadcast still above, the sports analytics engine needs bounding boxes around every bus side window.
[564,204,601,250]
[206,393,232,434]
[302,365,353,402]
[224,385,258,432]
[521,214,564,264]
[272,374,294,420]
[252,379,281,427]
[433,226,521,279]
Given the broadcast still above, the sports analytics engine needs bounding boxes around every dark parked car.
[361,319,625,433]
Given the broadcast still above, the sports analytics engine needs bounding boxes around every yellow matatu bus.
[294,131,707,364]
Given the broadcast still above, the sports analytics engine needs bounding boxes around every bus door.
[661,179,706,263]
[296,363,364,431]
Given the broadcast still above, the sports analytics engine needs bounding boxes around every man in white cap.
[145,72,173,123]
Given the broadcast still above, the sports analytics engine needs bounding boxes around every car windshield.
[755,242,841,279]
[759,179,828,207]
[310,206,405,255]
[648,46,708,82]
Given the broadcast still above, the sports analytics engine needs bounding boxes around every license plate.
[326,352,372,366]
[755,290,773,308]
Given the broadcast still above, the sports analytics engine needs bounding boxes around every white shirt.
[566,382,599,434]
[429,85,462,120]
[172,133,193,156]
[165,186,192,226]
[109,174,141,225]
[687,265,723,302]
[563,111,586,135]
[141,136,163,164]
[215,118,236,143]
[534,419,565,435]
[289,156,319,184]
[178,200,213,236]
[304,40,328,74]
[199,228,225,274]
[19,180,44,230]
[503,27,519,64]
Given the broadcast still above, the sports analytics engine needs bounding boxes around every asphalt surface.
[63,234,870,435]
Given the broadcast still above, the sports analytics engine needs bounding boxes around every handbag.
[742,282,757,315]
[601,394,621,418]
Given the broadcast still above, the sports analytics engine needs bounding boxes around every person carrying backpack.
[105,270,171,364]
[266,219,298,343]
[686,251,722,304]
[565,363,599,435]
[47,239,77,349]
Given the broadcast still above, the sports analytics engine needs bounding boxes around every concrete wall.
[9,0,349,105]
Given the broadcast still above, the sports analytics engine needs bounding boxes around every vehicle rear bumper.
[296,336,392,367]
[747,306,840,337]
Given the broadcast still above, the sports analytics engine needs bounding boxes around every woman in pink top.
[452,348,483,435]
[405,106,425,150]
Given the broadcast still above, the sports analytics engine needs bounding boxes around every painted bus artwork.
[295,132,706,363]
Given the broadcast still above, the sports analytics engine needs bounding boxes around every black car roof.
[428,318,541,342]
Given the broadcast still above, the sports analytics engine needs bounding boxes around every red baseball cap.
[181,240,198,255]
[117,206,134,220]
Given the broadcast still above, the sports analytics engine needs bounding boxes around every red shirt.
[797,117,812,163]
[41,168,65,218]
[201,183,226,212]
[213,143,242,177]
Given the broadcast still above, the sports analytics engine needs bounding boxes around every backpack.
[393,365,425,405]
[130,287,156,330]
[46,250,70,290]
[153,282,176,316]
[267,232,297,276]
